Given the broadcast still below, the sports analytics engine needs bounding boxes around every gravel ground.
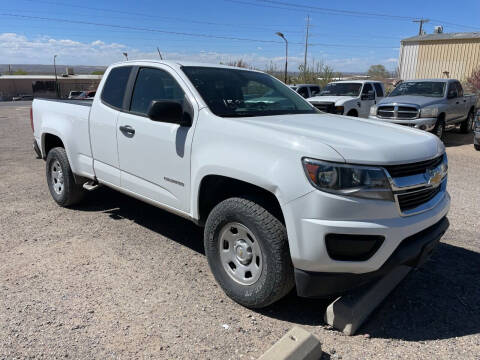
[0,103,479,359]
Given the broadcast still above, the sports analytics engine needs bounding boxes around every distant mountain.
[0,64,107,75]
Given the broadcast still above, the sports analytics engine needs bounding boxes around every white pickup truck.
[307,80,385,117]
[31,60,450,308]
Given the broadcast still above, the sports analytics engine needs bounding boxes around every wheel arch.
[196,174,285,226]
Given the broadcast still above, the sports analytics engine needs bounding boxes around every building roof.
[0,75,102,80]
[402,32,480,43]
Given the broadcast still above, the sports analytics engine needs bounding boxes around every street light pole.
[53,55,59,98]
[275,32,288,84]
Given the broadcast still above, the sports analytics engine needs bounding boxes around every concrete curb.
[324,265,412,336]
[258,326,322,360]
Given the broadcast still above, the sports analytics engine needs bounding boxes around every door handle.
[119,125,135,136]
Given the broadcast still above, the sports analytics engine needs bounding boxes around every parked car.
[68,91,83,99]
[474,110,480,151]
[369,79,477,140]
[12,94,33,101]
[307,80,385,117]
[31,60,450,308]
[289,84,321,98]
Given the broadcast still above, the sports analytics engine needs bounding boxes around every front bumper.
[369,115,437,132]
[295,217,449,297]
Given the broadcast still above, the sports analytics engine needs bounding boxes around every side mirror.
[147,100,192,126]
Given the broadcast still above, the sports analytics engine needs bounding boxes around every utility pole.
[157,47,163,60]
[303,15,310,82]
[275,32,288,83]
[53,55,59,98]
[413,18,429,35]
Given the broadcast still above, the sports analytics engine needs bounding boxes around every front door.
[116,66,196,213]
[359,83,375,118]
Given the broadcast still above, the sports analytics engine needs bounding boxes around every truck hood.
[308,96,355,105]
[379,95,442,107]
[240,113,443,165]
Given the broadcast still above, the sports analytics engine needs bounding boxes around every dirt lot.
[0,102,479,359]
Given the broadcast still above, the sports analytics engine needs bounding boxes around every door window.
[310,86,321,96]
[373,83,384,97]
[362,83,373,95]
[101,66,132,109]
[130,67,185,116]
[447,83,458,98]
[297,87,309,98]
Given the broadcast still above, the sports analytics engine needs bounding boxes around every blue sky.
[0,0,479,72]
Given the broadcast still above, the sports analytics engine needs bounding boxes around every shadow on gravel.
[72,186,205,255]
[72,187,479,341]
[360,242,480,341]
[443,130,474,147]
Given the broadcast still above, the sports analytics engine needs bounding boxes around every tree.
[295,59,340,86]
[221,59,252,69]
[13,69,27,75]
[91,70,105,75]
[467,66,480,92]
[367,64,389,80]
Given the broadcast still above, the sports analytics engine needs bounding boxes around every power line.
[0,13,399,49]
[226,0,480,31]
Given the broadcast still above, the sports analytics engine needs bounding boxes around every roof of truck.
[110,59,262,72]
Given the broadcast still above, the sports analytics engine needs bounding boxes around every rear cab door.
[89,65,134,187]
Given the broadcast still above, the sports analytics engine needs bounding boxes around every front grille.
[397,106,418,119]
[397,186,442,212]
[384,155,444,178]
[377,106,394,118]
[377,105,418,119]
[313,102,335,113]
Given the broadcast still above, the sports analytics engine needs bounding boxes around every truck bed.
[36,98,93,107]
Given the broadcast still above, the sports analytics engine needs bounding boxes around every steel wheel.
[219,222,263,285]
[50,160,64,195]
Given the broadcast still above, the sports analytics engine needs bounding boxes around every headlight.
[420,106,438,118]
[369,105,377,116]
[335,106,344,115]
[302,158,393,201]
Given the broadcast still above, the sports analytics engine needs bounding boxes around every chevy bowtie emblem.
[425,166,442,186]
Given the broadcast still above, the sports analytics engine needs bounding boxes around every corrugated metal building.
[398,32,480,81]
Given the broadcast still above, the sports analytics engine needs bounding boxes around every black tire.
[475,144,480,151]
[204,197,294,308]
[46,147,85,207]
[432,117,445,141]
[347,110,358,117]
[460,111,474,133]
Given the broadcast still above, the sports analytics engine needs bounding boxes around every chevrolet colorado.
[31,60,450,308]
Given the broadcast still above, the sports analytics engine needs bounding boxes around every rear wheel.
[432,118,445,141]
[204,197,294,308]
[460,111,474,133]
[475,144,480,151]
[347,110,358,117]
[46,147,85,207]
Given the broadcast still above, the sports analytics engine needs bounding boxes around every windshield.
[319,83,362,97]
[181,66,316,117]
[389,81,446,98]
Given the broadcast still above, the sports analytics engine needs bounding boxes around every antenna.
[157,47,163,60]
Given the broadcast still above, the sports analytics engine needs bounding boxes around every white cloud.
[0,33,398,72]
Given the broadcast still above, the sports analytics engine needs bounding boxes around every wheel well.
[347,109,358,116]
[43,133,64,158]
[438,112,445,122]
[198,175,284,225]
[469,106,475,115]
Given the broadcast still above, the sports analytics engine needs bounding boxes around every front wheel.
[432,118,445,141]
[460,111,474,133]
[204,197,294,308]
[46,147,85,207]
